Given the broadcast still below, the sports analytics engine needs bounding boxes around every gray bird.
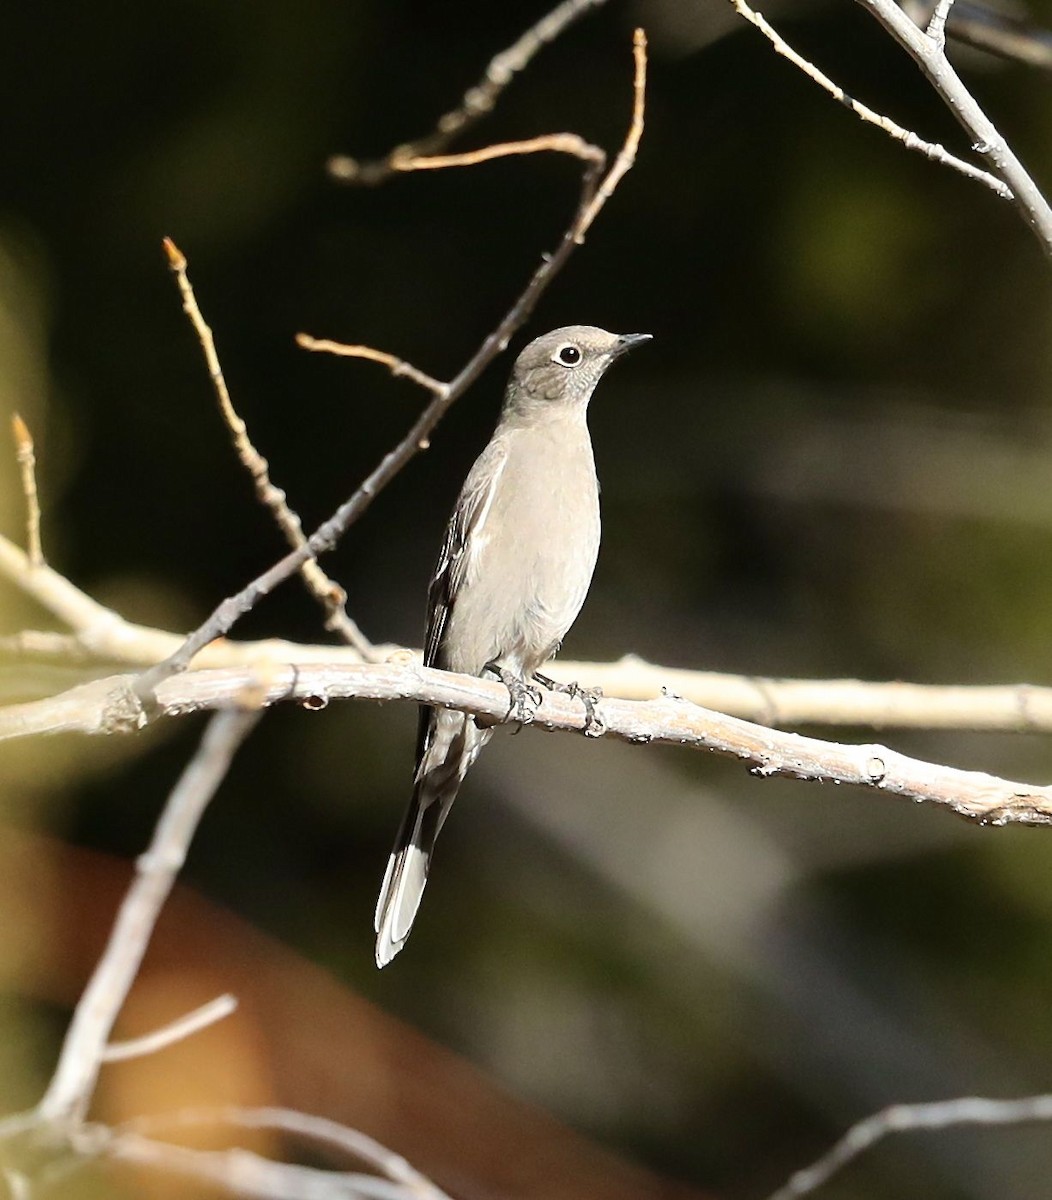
[374,325,651,967]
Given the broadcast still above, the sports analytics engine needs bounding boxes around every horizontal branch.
[3,657,1052,825]
[9,526,1052,735]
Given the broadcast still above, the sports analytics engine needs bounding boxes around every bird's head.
[508,325,651,413]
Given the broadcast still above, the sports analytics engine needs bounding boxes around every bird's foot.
[533,672,606,737]
[484,662,543,730]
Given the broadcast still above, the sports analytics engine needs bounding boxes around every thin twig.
[8,658,1052,826]
[295,337,446,396]
[163,238,373,659]
[101,994,238,1063]
[326,0,610,185]
[727,0,1012,199]
[396,132,603,172]
[11,414,43,567]
[576,28,647,240]
[135,27,647,699]
[36,707,260,1124]
[768,1093,1052,1200]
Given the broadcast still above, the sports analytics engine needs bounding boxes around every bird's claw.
[533,673,605,737]
[484,662,542,730]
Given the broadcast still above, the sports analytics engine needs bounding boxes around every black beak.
[612,332,653,357]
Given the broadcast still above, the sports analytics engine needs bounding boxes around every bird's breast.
[444,418,601,676]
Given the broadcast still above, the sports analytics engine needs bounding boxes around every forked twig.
[727,0,1011,199]
[162,238,373,659]
[327,0,610,185]
[854,0,1052,253]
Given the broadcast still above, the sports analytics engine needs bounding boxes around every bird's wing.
[375,439,508,967]
[422,437,508,670]
[414,437,507,765]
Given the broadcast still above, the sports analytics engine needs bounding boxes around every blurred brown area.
[2,827,706,1200]
[5,1,1052,1198]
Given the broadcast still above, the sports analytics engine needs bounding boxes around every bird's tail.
[373,786,442,968]
[374,713,490,967]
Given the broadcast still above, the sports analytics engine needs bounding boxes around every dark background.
[4,1,1052,1197]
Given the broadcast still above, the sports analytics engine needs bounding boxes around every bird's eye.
[553,343,582,367]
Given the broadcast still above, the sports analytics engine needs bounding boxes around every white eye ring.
[552,343,582,367]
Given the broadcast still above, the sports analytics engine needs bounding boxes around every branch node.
[102,683,148,735]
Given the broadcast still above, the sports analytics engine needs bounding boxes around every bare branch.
[9,533,1052,736]
[93,1129,446,1200]
[326,0,610,185]
[726,0,1011,199]
[101,994,238,1063]
[135,28,647,699]
[163,238,373,659]
[11,413,43,567]
[854,0,1052,253]
[124,1106,451,1198]
[768,1093,1052,1200]
[731,0,1052,248]
[36,707,260,1123]
[5,658,1052,826]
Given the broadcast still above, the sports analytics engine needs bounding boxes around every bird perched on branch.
[374,325,651,967]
